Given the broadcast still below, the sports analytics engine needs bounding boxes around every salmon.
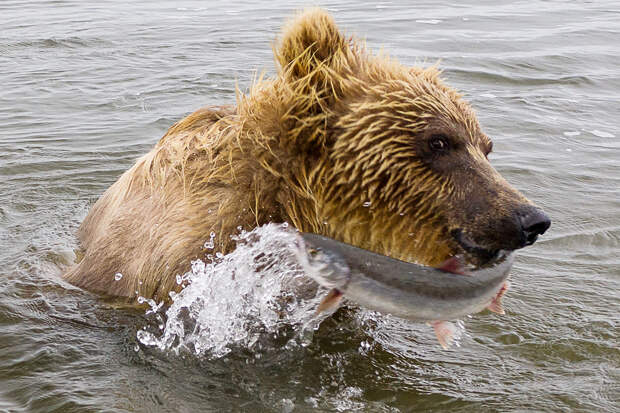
[295,232,513,349]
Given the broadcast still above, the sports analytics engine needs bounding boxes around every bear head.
[240,9,550,267]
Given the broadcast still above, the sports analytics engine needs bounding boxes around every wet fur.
[64,9,532,301]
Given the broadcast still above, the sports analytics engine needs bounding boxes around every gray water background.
[1,0,619,411]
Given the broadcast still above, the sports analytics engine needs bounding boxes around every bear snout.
[492,205,551,252]
[517,206,551,247]
[450,204,551,265]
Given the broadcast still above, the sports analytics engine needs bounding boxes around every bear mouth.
[451,228,501,266]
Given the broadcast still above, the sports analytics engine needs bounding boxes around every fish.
[295,232,513,349]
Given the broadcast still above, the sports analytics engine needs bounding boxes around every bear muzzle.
[451,204,551,265]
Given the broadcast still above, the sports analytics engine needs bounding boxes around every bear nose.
[518,207,551,246]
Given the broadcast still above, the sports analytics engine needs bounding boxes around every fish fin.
[432,321,457,350]
[316,288,343,315]
[486,300,504,315]
[437,257,467,275]
[487,281,510,315]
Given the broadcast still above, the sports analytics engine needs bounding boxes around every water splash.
[137,223,472,357]
[137,223,328,358]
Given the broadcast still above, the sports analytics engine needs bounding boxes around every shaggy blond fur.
[64,9,529,301]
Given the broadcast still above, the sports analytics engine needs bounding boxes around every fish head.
[294,234,350,289]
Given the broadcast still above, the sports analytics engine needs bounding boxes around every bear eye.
[429,135,450,152]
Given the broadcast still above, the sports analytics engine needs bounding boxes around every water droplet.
[204,231,216,249]
[114,272,123,281]
[305,397,319,408]
[279,398,295,413]
[358,339,372,353]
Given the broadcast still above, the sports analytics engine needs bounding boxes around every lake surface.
[1,0,619,411]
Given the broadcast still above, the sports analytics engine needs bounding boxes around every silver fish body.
[296,232,514,322]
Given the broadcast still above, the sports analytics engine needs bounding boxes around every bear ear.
[275,8,350,83]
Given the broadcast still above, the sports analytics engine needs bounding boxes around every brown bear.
[64,8,550,302]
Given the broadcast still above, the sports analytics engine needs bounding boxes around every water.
[1,0,619,411]
[136,224,328,359]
